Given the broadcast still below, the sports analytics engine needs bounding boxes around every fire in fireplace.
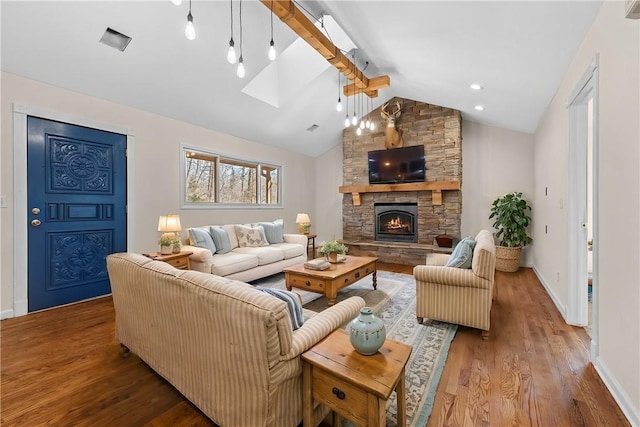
[374,203,418,243]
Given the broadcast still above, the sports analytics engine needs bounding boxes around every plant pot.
[160,245,172,255]
[327,252,339,263]
[495,245,522,272]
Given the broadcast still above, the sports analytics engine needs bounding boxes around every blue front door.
[27,117,127,312]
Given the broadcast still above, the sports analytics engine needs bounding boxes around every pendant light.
[227,0,237,64]
[171,0,182,6]
[365,96,371,129]
[351,53,358,125]
[185,0,196,40]
[268,0,277,61]
[344,82,350,127]
[336,70,343,112]
[236,0,245,78]
[358,69,365,130]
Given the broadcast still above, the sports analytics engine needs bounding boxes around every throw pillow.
[256,287,304,330]
[445,236,476,269]
[209,226,232,254]
[235,224,269,248]
[188,228,217,253]
[257,219,284,244]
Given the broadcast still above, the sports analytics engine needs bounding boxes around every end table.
[143,251,193,270]
[301,329,412,427]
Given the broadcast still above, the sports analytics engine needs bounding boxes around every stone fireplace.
[374,203,418,243]
[341,97,462,265]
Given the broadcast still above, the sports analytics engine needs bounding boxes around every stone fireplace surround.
[341,97,462,265]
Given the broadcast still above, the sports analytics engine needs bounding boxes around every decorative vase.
[160,245,172,255]
[327,252,339,263]
[349,307,386,355]
[172,241,181,254]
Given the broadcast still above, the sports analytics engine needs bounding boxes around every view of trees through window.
[184,148,280,206]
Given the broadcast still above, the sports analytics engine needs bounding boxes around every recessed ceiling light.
[99,27,132,52]
[470,83,483,91]
[474,105,485,111]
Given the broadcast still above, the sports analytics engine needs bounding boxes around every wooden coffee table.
[302,329,412,426]
[284,255,378,306]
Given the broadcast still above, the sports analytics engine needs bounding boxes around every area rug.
[251,271,458,426]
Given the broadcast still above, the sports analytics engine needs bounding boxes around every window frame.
[180,145,283,209]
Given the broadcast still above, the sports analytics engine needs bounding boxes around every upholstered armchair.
[413,229,496,338]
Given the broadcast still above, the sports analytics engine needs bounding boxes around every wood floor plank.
[0,267,630,427]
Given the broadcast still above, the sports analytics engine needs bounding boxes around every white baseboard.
[532,265,567,321]
[593,357,640,427]
[1,309,14,320]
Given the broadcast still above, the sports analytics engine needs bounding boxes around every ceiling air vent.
[99,28,132,51]
[306,124,320,132]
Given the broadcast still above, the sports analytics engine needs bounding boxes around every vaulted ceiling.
[1,1,602,157]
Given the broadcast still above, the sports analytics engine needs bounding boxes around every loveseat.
[413,229,496,338]
[182,221,307,283]
[106,252,365,427]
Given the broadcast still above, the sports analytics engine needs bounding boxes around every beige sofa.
[182,224,307,283]
[413,229,496,338]
[106,253,365,427]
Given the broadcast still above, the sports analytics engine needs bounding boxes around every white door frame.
[12,104,136,317]
[566,55,599,360]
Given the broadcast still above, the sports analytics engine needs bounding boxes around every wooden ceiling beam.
[260,0,389,98]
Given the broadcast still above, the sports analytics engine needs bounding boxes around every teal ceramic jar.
[349,307,386,355]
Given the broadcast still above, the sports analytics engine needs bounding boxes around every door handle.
[31,219,41,227]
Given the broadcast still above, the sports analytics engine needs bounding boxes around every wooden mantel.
[339,181,460,206]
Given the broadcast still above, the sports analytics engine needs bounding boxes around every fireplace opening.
[374,203,418,243]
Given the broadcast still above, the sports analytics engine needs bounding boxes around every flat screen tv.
[368,145,425,184]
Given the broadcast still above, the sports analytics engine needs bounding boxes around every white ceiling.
[1,1,603,157]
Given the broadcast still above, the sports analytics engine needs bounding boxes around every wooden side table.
[143,251,193,270]
[305,233,317,258]
[302,329,412,427]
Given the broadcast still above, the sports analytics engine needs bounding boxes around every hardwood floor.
[1,266,629,427]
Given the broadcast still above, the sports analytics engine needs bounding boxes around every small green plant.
[159,233,175,247]
[319,240,348,255]
[489,192,533,247]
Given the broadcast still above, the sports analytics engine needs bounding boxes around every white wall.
[461,121,535,266]
[314,144,343,246]
[533,2,639,423]
[0,72,316,316]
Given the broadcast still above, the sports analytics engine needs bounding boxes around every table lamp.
[296,213,311,235]
[158,214,182,253]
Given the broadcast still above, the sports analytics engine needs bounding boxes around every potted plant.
[319,240,348,263]
[159,233,174,255]
[489,191,533,272]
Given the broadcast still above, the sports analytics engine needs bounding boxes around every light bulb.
[370,122,376,131]
[359,120,365,130]
[365,119,371,129]
[185,13,196,40]
[227,39,237,64]
[236,56,245,78]
[351,115,357,126]
[171,0,182,5]
[344,115,350,127]
[356,127,362,136]
[336,99,342,112]
[268,40,276,61]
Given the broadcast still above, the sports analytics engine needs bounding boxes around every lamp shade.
[158,214,182,232]
[296,213,310,224]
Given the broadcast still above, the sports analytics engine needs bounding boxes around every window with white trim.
[182,147,281,207]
